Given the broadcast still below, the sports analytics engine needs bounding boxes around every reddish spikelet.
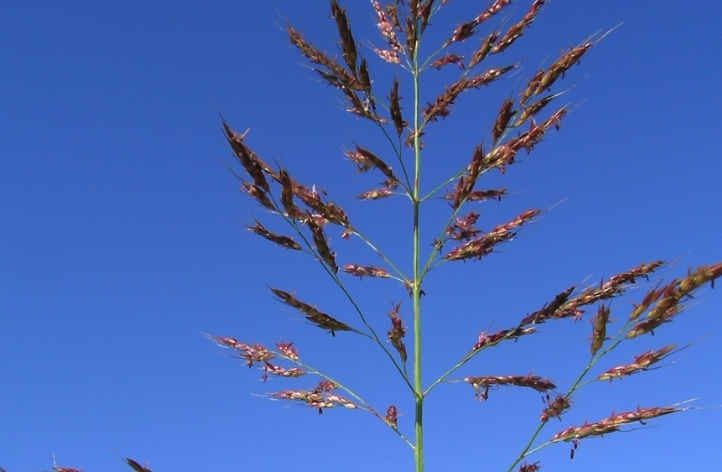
[515,91,565,127]
[520,69,544,105]
[330,0,359,76]
[271,287,353,336]
[481,108,567,173]
[492,98,516,145]
[345,148,375,172]
[287,25,362,91]
[357,187,394,200]
[430,53,465,70]
[424,77,469,122]
[468,31,499,69]
[537,41,593,93]
[443,0,511,46]
[389,78,406,136]
[451,144,484,210]
[279,169,301,219]
[589,304,611,355]
[472,326,536,351]
[522,286,577,325]
[372,1,403,53]
[598,344,677,382]
[405,16,418,57]
[424,65,515,123]
[214,338,275,368]
[358,58,372,98]
[418,0,434,32]
[306,216,338,273]
[468,64,517,88]
[289,183,350,227]
[572,260,665,308]
[541,395,571,422]
[263,362,306,380]
[247,220,302,250]
[446,188,506,203]
[223,123,270,192]
[385,405,399,427]
[524,261,665,326]
[273,383,357,413]
[465,374,556,400]
[446,211,481,241]
[387,302,408,362]
[491,0,547,54]
[374,47,401,64]
[625,263,721,338]
[629,285,666,320]
[354,145,398,185]
[444,209,540,262]
[343,263,391,279]
[626,305,682,339]
[241,181,275,211]
[276,341,300,360]
[126,459,152,472]
[551,405,684,442]
[519,462,541,472]
[53,468,84,472]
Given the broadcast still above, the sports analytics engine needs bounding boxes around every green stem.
[412,32,425,472]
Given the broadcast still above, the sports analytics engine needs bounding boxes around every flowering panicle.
[598,344,677,382]
[270,288,354,336]
[465,374,555,401]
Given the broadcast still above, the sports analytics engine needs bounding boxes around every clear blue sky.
[2,1,721,471]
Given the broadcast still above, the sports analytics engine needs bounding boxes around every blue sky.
[2,1,721,471]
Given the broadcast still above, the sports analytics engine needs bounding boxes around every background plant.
[2,2,721,472]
